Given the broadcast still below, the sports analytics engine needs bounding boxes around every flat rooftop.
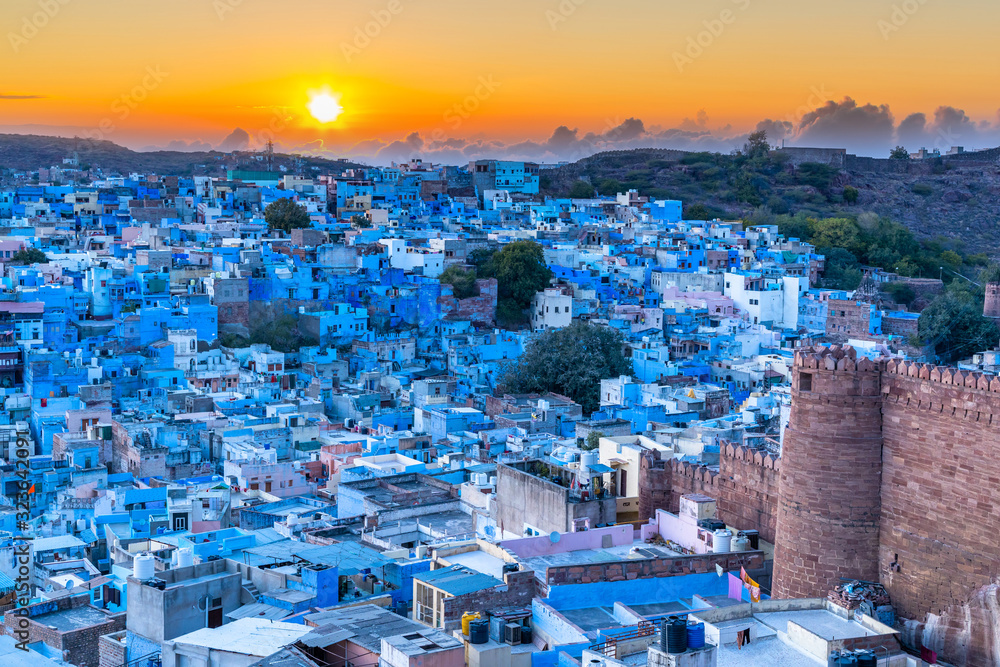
[445,550,506,579]
[170,617,310,656]
[755,609,875,640]
[34,604,111,632]
[520,543,681,576]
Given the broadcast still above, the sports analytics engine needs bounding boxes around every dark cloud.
[218,128,250,152]
[797,97,895,154]
[0,94,46,100]
[896,113,927,148]
[755,119,794,144]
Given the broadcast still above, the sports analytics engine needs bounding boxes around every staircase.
[242,579,260,601]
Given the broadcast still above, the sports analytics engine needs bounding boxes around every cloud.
[896,113,927,148]
[796,97,895,154]
[217,128,250,152]
[0,94,46,100]
[327,98,1000,165]
[376,132,425,162]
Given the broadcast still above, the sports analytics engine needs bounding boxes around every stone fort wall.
[639,345,1000,664]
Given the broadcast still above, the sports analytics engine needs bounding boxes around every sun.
[307,87,343,124]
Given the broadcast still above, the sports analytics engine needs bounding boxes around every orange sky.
[2,0,998,158]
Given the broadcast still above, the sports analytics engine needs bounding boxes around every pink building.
[661,285,736,318]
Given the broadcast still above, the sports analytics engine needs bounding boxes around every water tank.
[712,529,733,553]
[666,617,688,654]
[287,514,299,526]
[462,612,481,636]
[76,519,86,532]
[580,451,598,469]
[854,650,877,667]
[134,554,155,580]
[489,476,497,487]
[177,548,194,568]
[732,533,751,552]
[469,619,489,644]
[828,651,858,666]
[686,621,705,649]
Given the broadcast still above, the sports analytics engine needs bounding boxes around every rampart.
[638,345,1000,664]
[638,443,779,544]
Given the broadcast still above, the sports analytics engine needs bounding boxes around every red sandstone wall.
[880,360,1000,665]
[637,445,779,544]
[772,347,884,601]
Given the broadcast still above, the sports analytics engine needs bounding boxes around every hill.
[0,134,364,177]
[542,147,1000,256]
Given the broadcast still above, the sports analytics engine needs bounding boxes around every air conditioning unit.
[504,623,521,645]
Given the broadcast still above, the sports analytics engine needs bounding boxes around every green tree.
[820,247,863,290]
[568,180,594,198]
[481,240,553,326]
[499,321,633,415]
[468,246,498,274]
[809,217,862,254]
[350,214,371,229]
[264,198,311,233]
[741,129,770,161]
[884,282,916,308]
[889,146,910,160]
[583,431,605,451]
[684,203,712,220]
[439,265,479,299]
[8,248,47,265]
[918,290,999,362]
[842,185,859,204]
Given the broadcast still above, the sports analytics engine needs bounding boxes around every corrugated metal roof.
[227,602,292,622]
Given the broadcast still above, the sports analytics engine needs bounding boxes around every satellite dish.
[549,531,561,543]
[66,580,74,589]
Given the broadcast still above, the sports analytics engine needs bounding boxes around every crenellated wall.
[878,358,1000,666]
[774,349,1000,666]
[637,443,779,544]
[636,344,1000,665]
[773,345,884,601]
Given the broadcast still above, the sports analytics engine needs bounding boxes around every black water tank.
[855,650,877,667]
[667,617,688,654]
[469,619,489,644]
[828,651,858,666]
[520,624,532,643]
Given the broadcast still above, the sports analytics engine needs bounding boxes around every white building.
[530,288,573,331]
[723,272,807,330]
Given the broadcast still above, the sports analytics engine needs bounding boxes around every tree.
[918,290,999,362]
[568,180,594,198]
[684,203,712,220]
[499,321,633,415]
[741,129,770,161]
[481,240,553,326]
[8,248,47,265]
[889,146,910,160]
[842,185,859,204]
[350,214,371,229]
[264,198,311,233]
[583,431,605,451]
[439,265,479,299]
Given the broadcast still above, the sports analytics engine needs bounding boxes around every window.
[800,372,813,392]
